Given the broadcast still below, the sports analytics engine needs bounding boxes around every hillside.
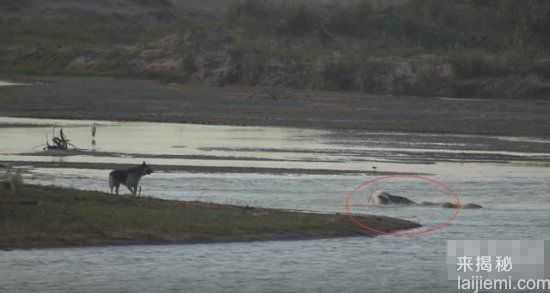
[2,0,550,99]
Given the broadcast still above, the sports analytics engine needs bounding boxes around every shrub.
[225,0,275,34]
[312,53,358,91]
[322,1,374,37]
[278,3,318,36]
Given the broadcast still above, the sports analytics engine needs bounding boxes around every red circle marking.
[344,175,462,237]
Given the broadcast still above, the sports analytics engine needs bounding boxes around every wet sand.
[1,76,550,137]
[19,149,342,163]
[1,160,423,176]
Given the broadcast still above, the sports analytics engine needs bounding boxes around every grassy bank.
[0,184,420,249]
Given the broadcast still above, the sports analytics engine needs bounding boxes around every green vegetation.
[0,184,420,249]
[224,0,550,51]
[219,0,550,97]
[2,0,550,98]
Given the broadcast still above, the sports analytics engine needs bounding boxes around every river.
[1,116,549,292]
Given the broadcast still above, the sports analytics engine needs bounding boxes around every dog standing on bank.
[109,162,153,195]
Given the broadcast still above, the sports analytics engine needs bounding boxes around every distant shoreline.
[1,76,550,138]
[0,184,420,250]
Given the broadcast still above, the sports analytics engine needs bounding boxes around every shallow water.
[1,117,549,293]
[0,81,21,87]
[2,116,550,173]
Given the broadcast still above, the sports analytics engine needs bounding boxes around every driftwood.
[44,128,73,150]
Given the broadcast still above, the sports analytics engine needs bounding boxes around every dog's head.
[141,161,153,175]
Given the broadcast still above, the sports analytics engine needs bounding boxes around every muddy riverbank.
[1,76,550,137]
[0,184,420,249]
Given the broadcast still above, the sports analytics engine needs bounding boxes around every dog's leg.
[109,175,114,194]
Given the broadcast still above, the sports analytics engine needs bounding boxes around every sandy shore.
[0,184,420,249]
[1,76,550,137]
[2,160,424,176]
